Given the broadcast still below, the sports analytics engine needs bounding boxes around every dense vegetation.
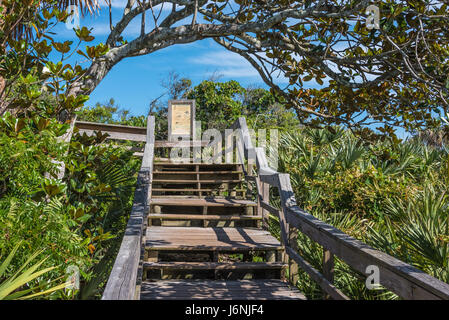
[1,0,449,301]
[0,110,140,299]
[0,1,139,299]
[269,127,449,299]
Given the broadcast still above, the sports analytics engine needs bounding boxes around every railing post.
[261,181,269,229]
[322,249,335,299]
[247,162,254,200]
[288,225,299,286]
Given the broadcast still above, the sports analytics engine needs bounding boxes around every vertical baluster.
[322,249,335,299]
[288,225,299,286]
[261,182,269,229]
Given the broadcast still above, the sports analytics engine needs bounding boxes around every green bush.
[0,111,140,299]
[275,127,449,299]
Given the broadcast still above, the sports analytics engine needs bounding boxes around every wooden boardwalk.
[141,280,304,300]
[142,162,305,300]
[85,117,449,300]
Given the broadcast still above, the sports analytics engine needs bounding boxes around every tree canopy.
[2,0,449,137]
[57,0,448,136]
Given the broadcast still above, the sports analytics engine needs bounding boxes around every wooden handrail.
[232,117,449,300]
[75,120,210,147]
[101,116,155,300]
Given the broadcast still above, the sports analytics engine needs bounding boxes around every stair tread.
[153,171,243,174]
[150,198,257,207]
[140,279,306,300]
[146,227,282,251]
[153,179,242,184]
[154,163,240,166]
[143,262,286,270]
[148,214,262,220]
[152,188,245,192]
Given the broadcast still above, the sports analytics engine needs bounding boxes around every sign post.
[168,100,196,142]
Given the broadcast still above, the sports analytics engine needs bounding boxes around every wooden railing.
[101,116,155,300]
[231,117,449,300]
[75,121,209,148]
[98,115,449,300]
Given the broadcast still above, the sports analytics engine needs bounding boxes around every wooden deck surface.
[150,198,257,207]
[140,280,306,300]
[146,227,282,251]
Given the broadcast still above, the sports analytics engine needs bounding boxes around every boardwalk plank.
[141,280,306,300]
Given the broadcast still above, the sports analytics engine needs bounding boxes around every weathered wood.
[260,201,279,217]
[155,140,209,148]
[150,198,257,207]
[152,188,245,192]
[322,249,335,299]
[75,120,209,147]
[285,207,449,299]
[288,226,299,286]
[154,171,243,174]
[147,250,158,262]
[285,246,349,300]
[101,170,150,300]
[232,117,256,164]
[231,116,449,300]
[266,251,276,262]
[146,227,283,251]
[147,214,262,220]
[142,116,155,170]
[261,182,270,227]
[153,179,242,184]
[143,262,286,270]
[101,116,155,300]
[75,121,147,142]
[141,280,306,300]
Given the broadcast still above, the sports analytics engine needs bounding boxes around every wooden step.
[145,227,282,252]
[148,214,261,221]
[153,171,243,175]
[152,188,246,192]
[143,261,285,280]
[154,163,240,167]
[140,279,306,300]
[153,179,242,184]
[150,198,257,207]
[143,261,285,270]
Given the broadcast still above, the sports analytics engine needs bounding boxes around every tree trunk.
[0,76,6,115]
[56,55,119,179]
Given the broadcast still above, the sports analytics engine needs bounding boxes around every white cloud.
[111,0,128,8]
[100,0,174,11]
[89,18,141,36]
[99,0,128,9]
[190,51,261,79]
[190,51,248,68]
[190,50,290,83]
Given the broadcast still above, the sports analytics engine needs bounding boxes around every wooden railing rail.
[101,116,155,300]
[232,117,449,300]
[75,121,209,148]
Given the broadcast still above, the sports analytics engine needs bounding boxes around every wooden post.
[247,163,253,200]
[196,164,201,198]
[288,225,299,286]
[147,250,158,262]
[266,250,276,262]
[322,249,335,299]
[261,182,269,229]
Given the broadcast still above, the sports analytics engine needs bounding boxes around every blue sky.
[51,2,284,117]
[49,2,411,139]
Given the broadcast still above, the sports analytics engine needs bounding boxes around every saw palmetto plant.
[272,127,449,299]
[0,242,67,300]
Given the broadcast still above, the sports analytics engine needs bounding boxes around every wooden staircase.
[100,116,449,301]
[140,162,305,300]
